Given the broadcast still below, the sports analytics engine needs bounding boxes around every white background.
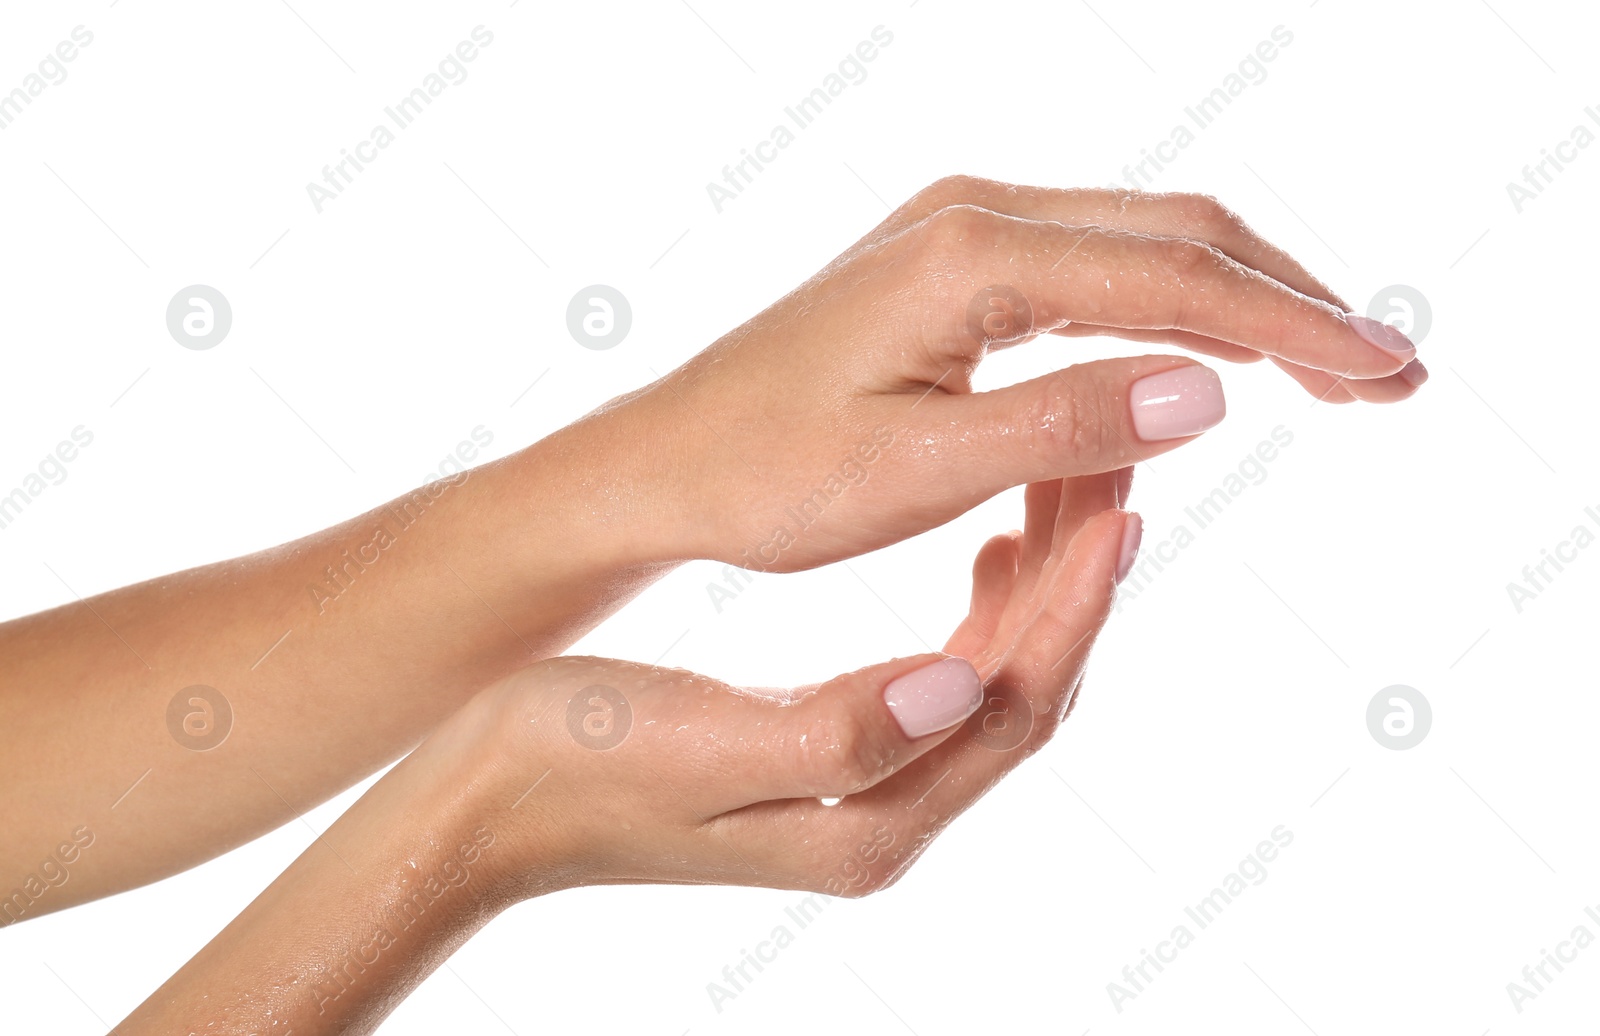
[1,0,1595,1032]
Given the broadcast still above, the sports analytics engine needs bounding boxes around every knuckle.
[911,174,992,213]
[797,709,891,796]
[1175,192,1242,236]
[1019,379,1102,461]
[913,203,1002,262]
[1154,238,1227,329]
[1161,235,1225,275]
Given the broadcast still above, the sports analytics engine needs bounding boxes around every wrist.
[115,740,516,1034]
[410,674,589,910]
[497,389,703,569]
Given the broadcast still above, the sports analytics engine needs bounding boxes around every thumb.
[924,355,1225,496]
[737,654,985,805]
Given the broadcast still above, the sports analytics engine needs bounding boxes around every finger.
[722,654,986,807]
[1008,479,1066,607]
[1268,355,1359,404]
[1273,356,1429,404]
[949,472,1119,707]
[877,179,1422,400]
[964,183,1353,310]
[966,470,1120,671]
[889,179,1376,369]
[896,206,1416,379]
[1041,257,1414,402]
[985,308,1269,368]
[1052,471,1121,551]
[713,507,1134,895]
[1363,359,1429,397]
[898,508,1130,807]
[1019,480,1062,576]
[1326,358,1428,402]
[1050,322,1264,365]
[918,354,1225,496]
[993,508,1131,720]
[873,178,1350,308]
[953,469,1122,697]
[1114,466,1134,510]
[951,185,1326,368]
[972,470,1123,677]
[944,532,1020,660]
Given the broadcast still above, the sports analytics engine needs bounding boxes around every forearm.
[116,476,1130,1033]
[111,712,521,1036]
[0,403,684,917]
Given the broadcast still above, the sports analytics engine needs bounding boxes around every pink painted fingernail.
[1116,512,1143,585]
[1129,366,1226,441]
[883,657,983,738]
[1399,358,1429,388]
[1345,314,1416,360]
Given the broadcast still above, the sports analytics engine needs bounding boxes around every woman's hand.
[471,468,1135,898]
[4,175,1412,922]
[115,471,1135,1034]
[613,176,1421,572]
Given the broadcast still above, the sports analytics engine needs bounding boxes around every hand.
[3,176,1409,920]
[613,176,1421,572]
[114,471,1136,1035]
[466,469,1135,898]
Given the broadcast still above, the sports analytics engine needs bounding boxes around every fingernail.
[1115,466,1134,509]
[1345,314,1416,360]
[883,657,983,739]
[1116,512,1143,584]
[1129,366,1226,441]
[1399,358,1429,388]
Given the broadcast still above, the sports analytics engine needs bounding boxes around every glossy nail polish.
[1129,367,1226,441]
[883,657,983,738]
[1345,314,1417,360]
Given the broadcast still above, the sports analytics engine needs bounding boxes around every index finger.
[895,205,1415,380]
